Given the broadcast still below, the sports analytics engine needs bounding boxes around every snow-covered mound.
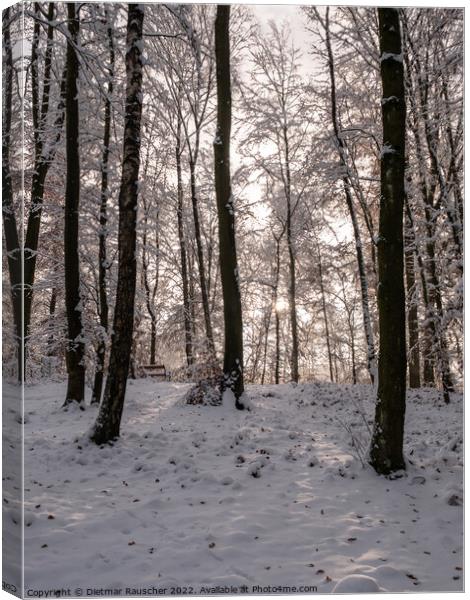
[12,380,463,594]
[332,575,381,593]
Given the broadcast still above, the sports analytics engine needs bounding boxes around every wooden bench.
[141,364,167,380]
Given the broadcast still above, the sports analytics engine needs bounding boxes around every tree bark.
[46,287,57,357]
[91,8,114,405]
[90,4,145,443]
[63,2,85,407]
[370,8,407,475]
[214,4,245,406]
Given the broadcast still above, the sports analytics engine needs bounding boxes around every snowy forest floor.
[11,380,464,593]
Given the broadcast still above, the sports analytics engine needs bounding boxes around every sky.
[251,3,314,70]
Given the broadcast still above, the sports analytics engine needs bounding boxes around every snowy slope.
[16,380,463,594]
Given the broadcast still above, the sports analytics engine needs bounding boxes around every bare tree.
[321,6,377,383]
[91,4,145,443]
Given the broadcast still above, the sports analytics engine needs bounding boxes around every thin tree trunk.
[318,247,334,382]
[214,4,245,406]
[370,8,407,475]
[260,307,271,385]
[188,247,197,343]
[404,196,434,386]
[176,118,193,366]
[281,126,299,383]
[324,8,376,383]
[90,4,145,443]
[47,287,57,357]
[273,233,283,385]
[141,216,158,365]
[63,2,85,407]
[91,9,114,405]
[189,159,215,356]
[350,318,357,385]
[404,210,420,388]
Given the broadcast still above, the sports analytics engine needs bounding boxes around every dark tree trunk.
[176,119,193,367]
[141,204,159,366]
[47,287,57,356]
[63,2,85,407]
[370,8,407,475]
[91,9,114,405]
[214,4,245,407]
[350,321,357,385]
[90,4,145,443]
[274,311,281,385]
[2,7,23,381]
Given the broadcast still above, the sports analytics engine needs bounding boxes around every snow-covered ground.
[12,380,464,594]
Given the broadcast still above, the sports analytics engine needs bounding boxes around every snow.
[380,143,396,158]
[332,574,381,593]
[380,52,403,63]
[8,380,462,594]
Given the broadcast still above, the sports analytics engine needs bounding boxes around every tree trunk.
[188,247,197,343]
[141,209,159,366]
[404,197,434,386]
[90,4,145,443]
[281,126,299,384]
[176,119,193,366]
[370,8,407,475]
[350,318,357,385]
[189,159,215,356]
[273,233,283,385]
[47,287,57,357]
[404,210,420,388]
[91,9,114,405]
[318,247,334,382]
[260,307,271,385]
[324,8,376,383]
[2,7,23,381]
[214,4,245,407]
[63,2,85,407]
